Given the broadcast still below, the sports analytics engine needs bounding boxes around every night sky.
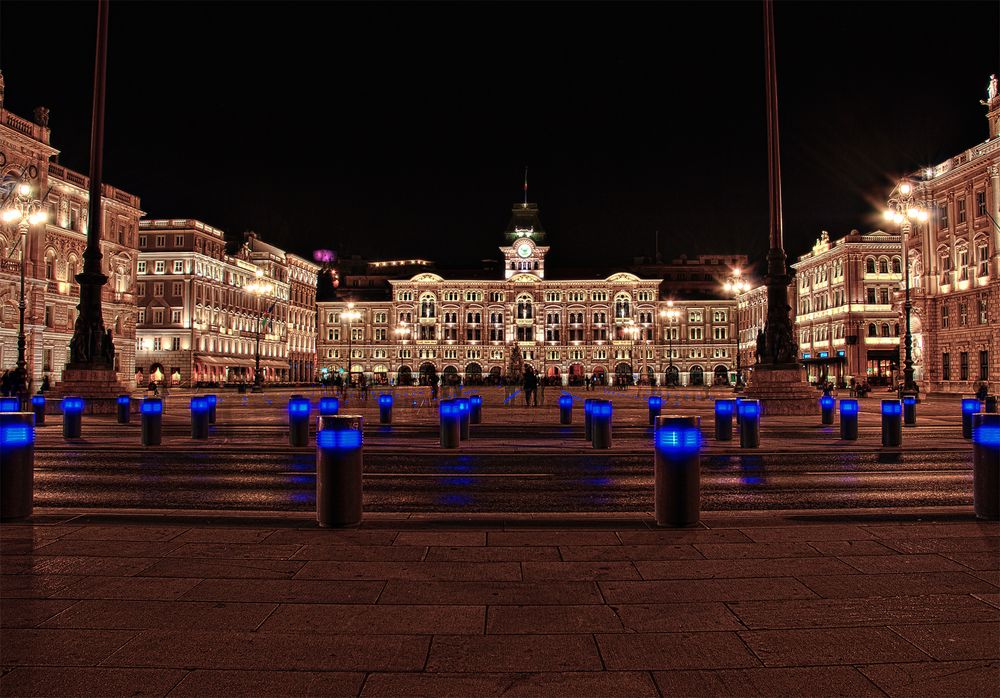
[2,1,997,274]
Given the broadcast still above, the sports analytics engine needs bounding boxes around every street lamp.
[343,302,361,388]
[2,183,48,399]
[883,179,928,394]
[624,322,640,389]
[724,268,751,390]
[660,301,680,388]
[536,328,546,404]
[245,268,273,393]
[394,321,411,385]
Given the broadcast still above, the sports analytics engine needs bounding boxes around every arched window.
[419,293,436,319]
[879,258,889,274]
[881,323,890,337]
[868,323,877,337]
[893,323,900,336]
[866,258,876,274]
[891,257,901,274]
[516,294,533,320]
[614,294,631,319]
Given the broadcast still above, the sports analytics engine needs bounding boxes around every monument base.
[54,368,130,414]
[743,364,820,416]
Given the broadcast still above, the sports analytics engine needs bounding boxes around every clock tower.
[500,202,549,279]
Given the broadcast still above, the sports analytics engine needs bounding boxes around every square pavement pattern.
[1,509,998,697]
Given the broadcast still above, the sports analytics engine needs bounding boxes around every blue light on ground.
[715,400,734,415]
[117,395,131,405]
[317,429,362,449]
[378,394,393,406]
[62,398,84,412]
[31,395,45,407]
[739,402,760,418]
[840,399,858,415]
[963,399,981,414]
[456,399,469,412]
[440,402,460,416]
[655,427,702,453]
[903,396,916,406]
[319,397,339,414]
[205,395,217,406]
[591,402,612,417]
[1,424,33,446]
[648,396,662,409]
[438,493,474,507]
[470,395,482,406]
[559,395,573,408]
[882,401,902,415]
[0,398,19,412]
[820,396,835,409]
[141,400,163,414]
[973,425,1000,446]
[288,398,311,415]
[190,398,209,413]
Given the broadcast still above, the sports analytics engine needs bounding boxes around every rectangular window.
[374,328,387,341]
[153,337,162,351]
[980,351,990,381]
[688,327,703,340]
[880,288,889,305]
[418,325,436,340]
[957,198,966,224]
[171,310,181,324]
[174,235,185,247]
[154,260,165,274]
[959,302,968,326]
[171,337,180,351]
[713,327,727,340]
[941,305,949,329]
[980,298,988,324]
[959,352,969,381]
[171,282,182,297]
[979,243,989,277]
[155,235,165,247]
[351,328,364,341]
[153,282,164,296]
[173,260,184,273]
[592,327,607,341]
[942,352,950,380]
[137,261,147,274]
[137,309,145,325]
[959,249,969,281]
[937,203,949,230]
[976,191,987,217]
[866,288,876,304]
[152,309,164,324]
[138,235,147,248]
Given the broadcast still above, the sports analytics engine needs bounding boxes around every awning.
[193,355,287,370]
[801,356,846,364]
[867,348,900,361]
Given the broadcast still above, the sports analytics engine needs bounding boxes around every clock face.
[517,243,532,258]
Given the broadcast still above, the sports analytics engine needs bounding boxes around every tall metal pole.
[69,0,113,370]
[734,301,742,388]
[762,0,797,366]
[15,219,28,394]
[902,219,915,392]
[254,300,262,389]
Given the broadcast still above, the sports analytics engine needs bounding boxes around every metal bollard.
[714,399,735,441]
[117,395,131,424]
[319,397,340,416]
[648,395,662,426]
[986,396,998,413]
[654,415,701,527]
[0,412,35,521]
[288,396,311,447]
[739,399,760,448]
[316,414,364,527]
[469,395,482,424]
[31,395,45,427]
[559,394,573,425]
[839,399,859,440]
[378,394,393,425]
[0,397,20,412]
[820,395,835,425]
[205,394,217,424]
[439,399,460,448]
[190,397,210,440]
[584,399,595,441]
[902,393,917,426]
[735,397,743,428]
[456,398,471,440]
[62,397,84,439]
[881,400,902,448]
[591,399,612,449]
[972,413,999,520]
[962,398,982,439]
[141,398,163,446]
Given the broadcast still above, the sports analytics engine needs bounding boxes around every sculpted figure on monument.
[755,329,766,364]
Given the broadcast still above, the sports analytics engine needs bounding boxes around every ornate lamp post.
[394,321,410,385]
[343,302,361,388]
[245,268,273,393]
[1,183,48,398]
[883,180,928,393]
[624,322,640,388]
[724,269,751,390]
[660,301,680,388]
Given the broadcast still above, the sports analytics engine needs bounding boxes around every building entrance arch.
[397,365,413,386]
[665,365,680,387]
[690,365,705,386]
[465,362,483,385]
[568,363,585,386]
[713,365,730,385]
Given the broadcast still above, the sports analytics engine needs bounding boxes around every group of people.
[0,370,49,397]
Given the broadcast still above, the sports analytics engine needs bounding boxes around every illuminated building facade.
[317,203,739,387]
[898,86,1000,394]
[134,220,317,386]
[0,82,143,389]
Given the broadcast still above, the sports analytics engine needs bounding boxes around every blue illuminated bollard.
[714,399,735,441]
[839,399,859,440]
[378,393,393,425]
[584,399,595,441]
[61,397,84,439]
[881,399,902,448]
[654,415,701,527]
[648,395,662,426]
[288,396,311,447]
[1,412,35,521]
[820,395,835,425]
[205,394,218,424]
[735,397,744,428]
[319,397,340,416]
[986,396,998,414]
[0,397,20,412]
[439,399,460,449]
[972,413,999,520]
[559,394,573,425]
[316,414,364,527]
[469,395,483,424]
[739,399,760,448]
[591,399,613,449]
[117,395,131,424]
[902,393,917,426]
[141,398,163,446]
[31,395,45,427]
[963,398,982,439]
[456,398,471,440]
[190,397,210,440]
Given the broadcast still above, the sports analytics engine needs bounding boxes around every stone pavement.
[2,507,998,696]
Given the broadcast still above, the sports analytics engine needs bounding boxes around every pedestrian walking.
[523,366,538,407]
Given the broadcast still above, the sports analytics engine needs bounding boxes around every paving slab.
[653,666,884,696]
[167,670,364,697]
[889,622,1000,661]
[360,671,660,697]
[739,627,931,666]
[260,604,485,635]
[596,631,760,670]
[425,634,602,672]
[0,667,187,698]
[857,660,1000,698]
